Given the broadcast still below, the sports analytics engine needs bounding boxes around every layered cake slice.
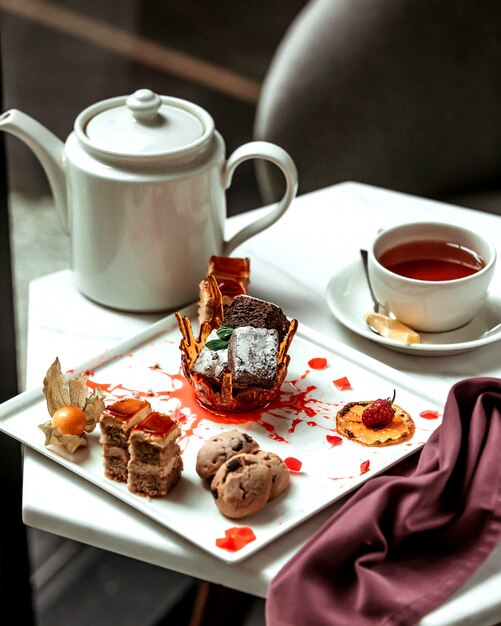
[198,256,250,324]
[128,411,183,497]
[99,398,151,482]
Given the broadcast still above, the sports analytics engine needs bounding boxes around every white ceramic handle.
[222,141,298,255]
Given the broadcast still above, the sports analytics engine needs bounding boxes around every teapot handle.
[222,141,298,255]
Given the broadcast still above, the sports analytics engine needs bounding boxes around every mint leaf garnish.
[216,324,235,341]
[205,325,235,351]
[206,339,229,351]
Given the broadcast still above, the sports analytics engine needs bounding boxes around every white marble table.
[22,182,501,625]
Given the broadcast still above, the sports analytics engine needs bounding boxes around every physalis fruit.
[38,357,105,453]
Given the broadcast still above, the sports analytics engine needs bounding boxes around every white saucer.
[326,259,501,356]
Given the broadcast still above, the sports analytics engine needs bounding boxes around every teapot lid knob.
[126,89,162,121]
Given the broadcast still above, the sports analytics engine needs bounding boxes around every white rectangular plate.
[0,307,443,563]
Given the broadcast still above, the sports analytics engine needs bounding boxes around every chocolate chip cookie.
[210,453,273,519]
[196,429,260,479]
[254,450,290,500]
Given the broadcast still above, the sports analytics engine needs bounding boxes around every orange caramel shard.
[176,275,298,413]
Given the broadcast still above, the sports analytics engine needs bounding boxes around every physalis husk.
[38,357,105,454]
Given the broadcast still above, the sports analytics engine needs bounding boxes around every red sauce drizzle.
[333,376,351,390]
[89,365,342,449]
[216,526,256,552]
[87,380,113,393]
[274,382,322,418]
[91,365,340,443]
[170,406,186,424]
[326,435,342,446]
[284,457,302,472]
[360,460,370,475]
[308,357,328,370]
[419,410,439,420]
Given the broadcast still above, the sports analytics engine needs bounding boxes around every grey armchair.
[254,0,501,216]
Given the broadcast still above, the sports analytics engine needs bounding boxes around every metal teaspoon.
[360,249,420,344]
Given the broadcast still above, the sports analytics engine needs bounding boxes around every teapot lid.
[76,89,214,160]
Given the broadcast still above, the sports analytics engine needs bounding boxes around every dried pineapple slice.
[336,400,415,447]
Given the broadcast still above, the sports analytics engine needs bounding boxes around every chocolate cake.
[192,296,287,389]
[179,280,298,413]
[222,295,290,342]
[99,398,151,482]
[227,327,279,388]
[191,329,228,384]
[127,411,183,497]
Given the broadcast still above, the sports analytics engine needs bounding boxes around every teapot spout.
[0,109,69,234]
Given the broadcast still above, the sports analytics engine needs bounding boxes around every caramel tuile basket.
[175,275,298,413]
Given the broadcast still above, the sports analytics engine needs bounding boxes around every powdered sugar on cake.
[228,327,278,388]
[191,329,229,383]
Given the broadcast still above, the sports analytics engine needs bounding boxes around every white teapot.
[0,89,297,311]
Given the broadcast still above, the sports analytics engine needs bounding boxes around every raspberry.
[362,390,396,429]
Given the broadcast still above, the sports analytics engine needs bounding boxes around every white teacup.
[368,222,497,333]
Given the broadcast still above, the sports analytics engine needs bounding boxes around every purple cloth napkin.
[266,377,501,626]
